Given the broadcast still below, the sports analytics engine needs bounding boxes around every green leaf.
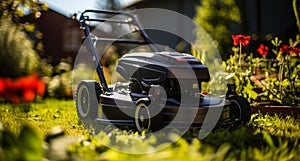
[263,132,275,148]
[225,72,235,80]
[214,144,231,161]
[16,8,25,17]
[269,94,273,100]
[18,126,43,161]
[271,40,276,46]
[272,49,277,54]
[244,81,258,100]
[1,130,20,161]
[41,3,49,11]
[25,23,35,32]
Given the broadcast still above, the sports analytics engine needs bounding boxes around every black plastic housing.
[116,52,210,100]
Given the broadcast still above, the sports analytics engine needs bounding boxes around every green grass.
[0,99,85,138]
[1,99,300,160]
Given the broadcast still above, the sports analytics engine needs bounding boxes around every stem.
[278,58,284,100]
[238,43,243,85]
[239,43,242,70]
[287,57,296,105]
[293,0,300,32]
[264,59,269,78]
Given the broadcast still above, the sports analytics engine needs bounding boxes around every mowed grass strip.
[0,99,85,138]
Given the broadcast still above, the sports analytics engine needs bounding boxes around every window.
[63,26,82,52]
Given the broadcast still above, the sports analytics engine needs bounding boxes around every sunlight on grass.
[1,99,300,160]
[0,99,85,138]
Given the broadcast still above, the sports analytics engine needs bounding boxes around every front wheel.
[75,80,101,133]
[229,96,251,124]
[134,100,163,133]
[135,102,151,132]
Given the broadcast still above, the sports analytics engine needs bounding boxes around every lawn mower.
[73,9,251,133]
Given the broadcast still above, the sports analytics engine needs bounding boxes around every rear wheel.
[75,80,102,134]
[229,96,251,124]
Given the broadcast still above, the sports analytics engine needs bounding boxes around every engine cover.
[116,52,210,100]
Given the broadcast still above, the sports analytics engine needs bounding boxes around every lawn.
[1,99,300,160]
[0,99,85,138]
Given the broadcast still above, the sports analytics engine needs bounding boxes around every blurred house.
[34,0,298,63]
[36,0,199,62]
[126,0,199,52]
[35,8,82,64]
[127,0,298,48]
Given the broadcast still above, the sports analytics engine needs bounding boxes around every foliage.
[223,34,258,102]
[68,131,232,161]
[250,113,300,138]
[0,18,40,78]
[293,0,300,32]
[38,57,103,99]
[0,0,48,53]
[259,38,300,105]
[45,58,102,99]
[0,99,300,160]
[0,0,47,21]
[46,60,73,99]
[0,0,47,32]
[224,48,258,102]
[0,125,43,161]
[224,35,300,105]
[194,0,241,59]
[96,0,121,10]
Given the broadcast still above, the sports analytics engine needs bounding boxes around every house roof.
[46,3,73,18]
[122,0,142,8]
[41,0,98,18]
[42,0,141,18]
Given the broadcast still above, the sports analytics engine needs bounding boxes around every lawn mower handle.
[74,9,158,93]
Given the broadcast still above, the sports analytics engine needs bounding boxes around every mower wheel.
[229,96,251,124]
[75,80,102,132]
[135,100,163,133]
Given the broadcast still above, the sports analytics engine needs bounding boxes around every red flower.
[290,47,300,56]
[0,79,5,96]
[232,34,251,46]
[14,73,37,91]
[257,44,269,57]
[23,90,35,102]
[0,73,46,104]
[280,45,289,54]
[4,78,14,92]
[10,94,20,104]
[280,45,300,56]
[36,80,46,97]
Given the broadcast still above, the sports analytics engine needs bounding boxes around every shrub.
[194,0,241,59]
[0,18,40,78]
[47,61,73,99]
[225,35,300,105]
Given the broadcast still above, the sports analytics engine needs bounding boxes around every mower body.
[74,10,251,132]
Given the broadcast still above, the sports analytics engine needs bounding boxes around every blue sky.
[41,0,137,16]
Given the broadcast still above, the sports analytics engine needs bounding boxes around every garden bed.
[251,104,300,116]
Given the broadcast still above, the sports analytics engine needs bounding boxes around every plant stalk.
[239,42,242,69]
[239,43,243,85]
[278,58,284,101]
[293,0,300,32]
